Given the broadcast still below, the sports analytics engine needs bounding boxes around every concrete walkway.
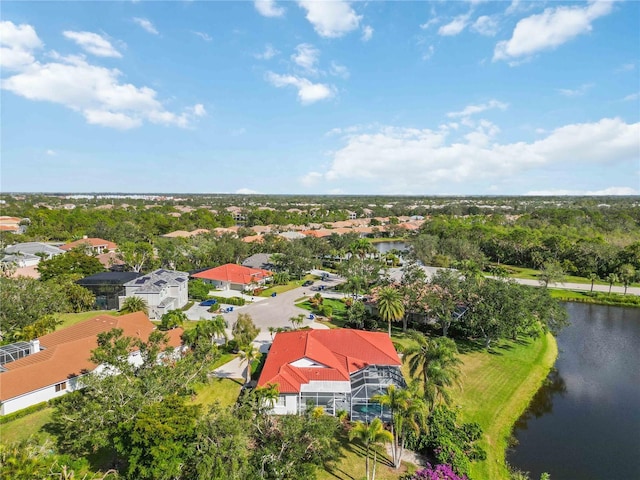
[496,277,640,296]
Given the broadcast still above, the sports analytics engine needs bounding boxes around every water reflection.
[513,369,567,431]
[507,304,640,480]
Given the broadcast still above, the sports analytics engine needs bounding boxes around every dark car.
[302,280,314,287]
[200,299,218,307]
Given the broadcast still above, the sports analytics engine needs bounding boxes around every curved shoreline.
[455,332,558,480]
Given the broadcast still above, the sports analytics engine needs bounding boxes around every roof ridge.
[352,330,399,363]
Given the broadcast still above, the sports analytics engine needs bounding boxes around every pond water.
[372,241,408,254]
[507,303,640,479]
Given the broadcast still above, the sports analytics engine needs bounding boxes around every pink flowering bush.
[404,463,468,480]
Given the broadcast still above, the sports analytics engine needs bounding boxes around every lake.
[507,303,640,479]
[372,240,408,254]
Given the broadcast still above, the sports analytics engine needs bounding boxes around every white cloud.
[494,1,614,62]
[526,187,639,196]
[420,17,440,30]
[297,0,362,38]
[313,118,638,192]
[438,14,470,36]
[192,31,212,42]
[558,83,594,97]
[301,171,323,186]
[1,24,204,130]
[46,149,57,156]
[0,20,43,70]
[329,61,349,79]
[471,15,499,36]
[236,188,260,194]
[447,99,508,118]
[616,62,635,73]
[254,0,285,18]
[361,25,373,42]
[623,92,639,102]
[291,43,319,73]
[265,72,335,104]
[63,31,121,58]
[133,17,159,35]
[422,45,435,61]
[254,44,279,60]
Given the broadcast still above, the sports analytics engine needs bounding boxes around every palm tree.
[588,272,599,293]
[254,382,279,411]
[404,332,461,411]
[376,286,405,337]
[349,417,393,480]
[239,343,260,384]
[372,385,427,469]
[289,314,305,329]
[120,296,148,315]
[617,264,636,295]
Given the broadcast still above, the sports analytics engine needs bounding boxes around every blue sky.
[1,0,638,195]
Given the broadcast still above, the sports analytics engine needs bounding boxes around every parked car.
[200,299,218,307]
[302,280,314,287]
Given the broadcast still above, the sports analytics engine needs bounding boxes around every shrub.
[208,295,246,306]
[188,279,211,301]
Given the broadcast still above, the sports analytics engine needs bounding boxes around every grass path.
[453,333,557,480]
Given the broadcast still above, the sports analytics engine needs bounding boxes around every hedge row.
[208,295,246,306]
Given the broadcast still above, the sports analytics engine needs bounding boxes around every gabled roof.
[192,263,273,285]
[0,312,183,402]
[60,238,118,251]
[5,242,65,256]
[258,329,402,393]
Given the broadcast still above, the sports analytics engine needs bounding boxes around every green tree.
[538,260,565,288]
[120,296,149,315]
[376,286,405,337]
[232,313,260,346]
[349,417,393,480]
[346,300,367,329]
[588,272,599,293]
[372,385,426,469]
[404,332,461,410]
[37,250,105,281]
[160,309,187,330]
[239,343,260,384]
[289,313,305,329]
[51,328,218,457]
[189,279,211,300]
[116,395,199,480]
[606,272,619,294]
[117,241,156,273]
[617,264,636,295]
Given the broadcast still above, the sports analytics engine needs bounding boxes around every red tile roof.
[192,263,273,285]
[0,312,183,402]
[60,238,118,251]
[257,329,402,393]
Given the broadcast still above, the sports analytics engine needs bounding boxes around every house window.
[55,381,67,392]
[275,396,285,407]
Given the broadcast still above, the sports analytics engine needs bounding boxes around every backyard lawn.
[58,310,116,329]
[189,377,243,409]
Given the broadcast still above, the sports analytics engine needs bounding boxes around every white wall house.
[120,269,189,319]
[258,329,406,422]
[0,312,184,415]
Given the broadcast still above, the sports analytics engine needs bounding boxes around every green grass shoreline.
[454,333,558,480]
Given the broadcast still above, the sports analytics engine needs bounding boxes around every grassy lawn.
[493,264,640,287]
[58,310,116,329]
[1,407,54,444]
[189,377,243,409]
[451,333,557,480]
[317,429,418,480]
[296,298,349,327]
[260,275,316,297]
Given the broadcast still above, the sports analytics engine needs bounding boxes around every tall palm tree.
[120,296,148,316]
[588,272,599,293]
[377,286,405,337]
[404,332,461,411]
[372,385,427,469]
[349,417,393,480]
[606,273,619,294]
[239,343,260,384]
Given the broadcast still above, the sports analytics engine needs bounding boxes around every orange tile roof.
[192,263,273,285]
[0,312,183,402]
[0,225,19,231]
[60,238,118,251]
[258,329,402,393]
[0,216,21,223]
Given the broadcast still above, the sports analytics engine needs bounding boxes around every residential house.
[191,263,273,291]
[60,237,117,254]
[3,242,65,266]
[0,312,183,415]
[0,216,25,234]
[257,329,406,421]
[120,269,189,319]
[242,253,276,271]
